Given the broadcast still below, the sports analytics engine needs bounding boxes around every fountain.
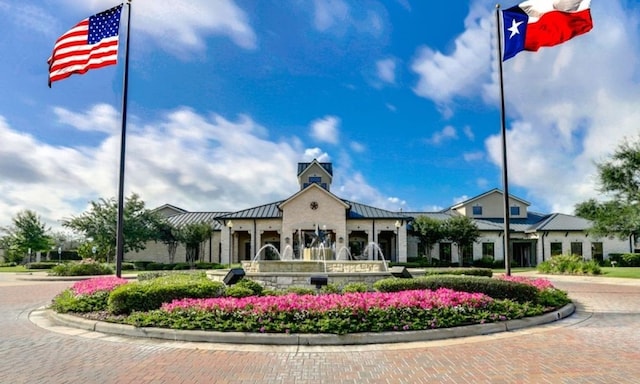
[219,241,393,290]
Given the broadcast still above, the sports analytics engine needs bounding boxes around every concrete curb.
[42,303,575,346]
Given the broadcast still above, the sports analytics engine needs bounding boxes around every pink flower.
[495,275,554,291]
[71,276,129,296]
[160,289,493,315]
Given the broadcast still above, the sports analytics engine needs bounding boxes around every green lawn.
[0,265,32,273]
[599,267,640,279]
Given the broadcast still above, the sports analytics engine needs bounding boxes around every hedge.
[423,267,493,277]
[373,275,539,303]
[107,274,225,314]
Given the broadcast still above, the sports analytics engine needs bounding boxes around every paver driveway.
[1,272,639,384]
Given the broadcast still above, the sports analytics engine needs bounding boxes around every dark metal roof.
[475,211,550,232]
[167,212,229,230]
[297,161,333,177]
[529,213,593,232]
[216,201,284,220]
[345,200,409,219]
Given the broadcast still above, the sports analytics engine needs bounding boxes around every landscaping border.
[42,303,575,346]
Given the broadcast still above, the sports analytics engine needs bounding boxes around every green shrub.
[136,270,206,281]
[536,288,571,308]
[622,253,640,267]
[319,283,341,294]
[50,262,113,276]
[121,262,136,271]
[224,285,255,298]
[173,263,192,270]
[424,267,493,277]
[0,262,18,267]
[131,260,154,270]
[26,262,59,270]
[107,274,225,314]
[342,282,369,293]
[537,254,601,275]
[471,257,496,269]
[232,278,264,296]
[283,287,317,296]
[51,290,111,313]
[373,275,539,303]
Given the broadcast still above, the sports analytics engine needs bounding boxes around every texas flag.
[502,0,593,61]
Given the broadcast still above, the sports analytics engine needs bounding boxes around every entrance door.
[512,242,534,267]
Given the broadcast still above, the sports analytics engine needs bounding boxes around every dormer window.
[510,206,520,216]
[472,205,482,215]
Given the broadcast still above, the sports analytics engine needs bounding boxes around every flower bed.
[51,275,570,335]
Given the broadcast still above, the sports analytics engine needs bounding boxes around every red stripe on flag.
[525,8,593,51]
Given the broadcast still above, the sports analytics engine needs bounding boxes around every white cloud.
[313,0,349,31]
[349,141,366,153]
[483,1,640,213]
[303,148,331,162]
[7,4,57,35]
[376,58,396,85]
[0,106,399,228]
[336,172,403,211]
[452,195,468,205]
[463,125,474,141]
[463,151,484,162]
[53,104,120,134]
[411,0,640,214]
[59,0,256,53]
[411,2,492,105]
[310,115,340,144]
[427,125,457,145]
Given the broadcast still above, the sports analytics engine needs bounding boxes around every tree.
[155,220,180,264]
[0,210,52,263]
[412,216,445,261]
[443,215,480,267]
[177,222,213,266]
[62,193,162,260]
[575,136,640,240]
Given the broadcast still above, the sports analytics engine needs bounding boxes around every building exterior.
[127,160,632,266]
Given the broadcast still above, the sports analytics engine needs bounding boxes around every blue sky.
[1,0,639,230]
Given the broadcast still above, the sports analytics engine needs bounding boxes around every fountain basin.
[206,261,393,290]
[241,260,388,273]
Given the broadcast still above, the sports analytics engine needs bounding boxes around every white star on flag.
[507,19,523,39]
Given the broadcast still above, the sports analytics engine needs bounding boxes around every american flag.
[48,4,123,87]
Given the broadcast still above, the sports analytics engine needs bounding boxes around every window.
[571,242,583,256]
[482,242,495,259]
[308,176,322,184]
[550,242,563,256]
[472,206,482,215]
[439,242,452,262]
[510,206,520,216]
[591,242,603,262]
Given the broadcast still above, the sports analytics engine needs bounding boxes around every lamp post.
[57,247,62,264]
[227,220,233,268]
[395,220,401,263]
[92,246,98,262]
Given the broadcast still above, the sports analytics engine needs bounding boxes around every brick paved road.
[1,273,639,384]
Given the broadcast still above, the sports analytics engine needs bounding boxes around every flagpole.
[495,4,512,276]
[115,0,132,278]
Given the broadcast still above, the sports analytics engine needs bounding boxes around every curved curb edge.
[38,303,575,346]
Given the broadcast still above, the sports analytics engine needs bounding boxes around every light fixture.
[390,266,412,279]
[310,275,328,289]
[223,268,245,285]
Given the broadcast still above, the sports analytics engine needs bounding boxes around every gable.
[297,159,333,191]
[451,189,529,219]
[153,204,188,218]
